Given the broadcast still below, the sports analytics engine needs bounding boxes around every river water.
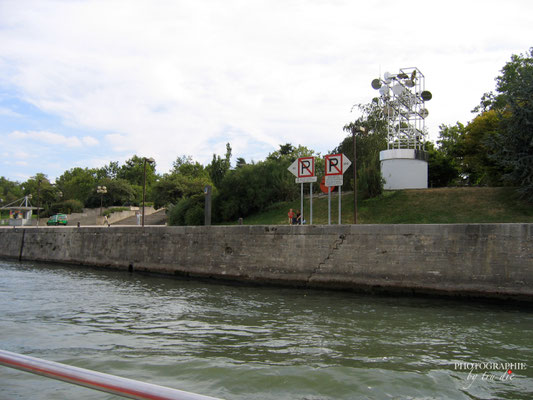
[0,259,531,400]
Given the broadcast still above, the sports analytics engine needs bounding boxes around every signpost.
[288,157,317,224]
[324,154,352,225]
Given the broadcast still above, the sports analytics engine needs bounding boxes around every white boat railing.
[0,349,222,400]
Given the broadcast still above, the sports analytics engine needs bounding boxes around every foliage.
[339,101,388,197]
[207,143,232,188]
[56,167,97,205]
[48,199,84,215]
[168,194,204,226]
[213,156,300,222]
[0,176,24,205]
[95,161,120,180]
[485,48,533,201]
[85,178,137,208]
[426,141,459,187]
[117,155,157,187]
[462,110,505,185]
[431,118,504,187]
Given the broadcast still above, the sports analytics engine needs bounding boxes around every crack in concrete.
[307,234,346,283]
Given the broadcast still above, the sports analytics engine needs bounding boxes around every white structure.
[371,67,432,189]
[380,149,428,190]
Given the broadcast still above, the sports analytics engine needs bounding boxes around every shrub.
[49,199,84,215]
[168,194,204,226]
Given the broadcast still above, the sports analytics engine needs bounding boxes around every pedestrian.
[296,210,302,225]
[288,208,295,225]
[292,210,300,225]
[104,215,110,227]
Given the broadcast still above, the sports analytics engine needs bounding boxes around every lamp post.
[142,157,155,227]
[352,126,366,224]
[97,186,107,217]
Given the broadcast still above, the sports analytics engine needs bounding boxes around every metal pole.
[328,189,331,225]
[142,159,147,227]
[100,193,103,217]
[338,186,342,225]
[353,130,357,224]
[0,349,221,400]
[300,183,304,225]
[309,183,312,225]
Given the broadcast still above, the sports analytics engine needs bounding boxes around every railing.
[0,349,222,400]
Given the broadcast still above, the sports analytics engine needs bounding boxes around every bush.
[48,199,84,215]
[168,194,204,226]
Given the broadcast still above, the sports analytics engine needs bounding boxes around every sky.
[1,0,532,183]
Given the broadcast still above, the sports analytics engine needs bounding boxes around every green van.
[47,214,68,226]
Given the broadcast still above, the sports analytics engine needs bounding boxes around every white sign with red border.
[324,154,351,186]
[288,157,317,183]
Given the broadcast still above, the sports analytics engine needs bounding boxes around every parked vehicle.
[47,214,68,226]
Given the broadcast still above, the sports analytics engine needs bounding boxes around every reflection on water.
[1,260,532,399]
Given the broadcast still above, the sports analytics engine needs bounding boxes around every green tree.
[95,161,120,180]
[426,141,459,187]
[117,155,158,187]
[152,173,212,209]
[85,178,137,208]
[485,48,533,200]
[340,101,388,198]
[0,177,24,205]
[462,110,504,185]
[168,194,205,226]
[172,155,209,179]
[207,143,232,188]
[55,167,97,205]
[213,153,304,222]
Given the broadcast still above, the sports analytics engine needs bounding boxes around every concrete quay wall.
[0,224,532,301]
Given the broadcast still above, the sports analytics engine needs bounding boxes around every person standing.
[288,209,295,225]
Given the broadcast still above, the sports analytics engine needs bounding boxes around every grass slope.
[241,187,533,225]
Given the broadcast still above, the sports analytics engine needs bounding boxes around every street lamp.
[352,125,366,224]
[97,186,107,216]
[142,157,155,227]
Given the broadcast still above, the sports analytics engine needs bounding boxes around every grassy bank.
[241,187,533,225]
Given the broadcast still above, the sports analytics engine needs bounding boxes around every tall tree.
[487,48,533,200]
[0,177,24,205]
[340,100,388,198]
[117,155,158,187]
[207,143,232,188]
[55,167,97,205]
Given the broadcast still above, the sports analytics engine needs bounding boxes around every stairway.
[111,209,167,226]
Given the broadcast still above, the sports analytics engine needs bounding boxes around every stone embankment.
[0,224,531,301]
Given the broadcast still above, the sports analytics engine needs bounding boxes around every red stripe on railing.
[0,350,221,400]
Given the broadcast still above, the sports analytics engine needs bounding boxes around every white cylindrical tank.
[380,149,428,190]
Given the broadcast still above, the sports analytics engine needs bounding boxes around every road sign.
[296,176,318,183]
[325,175,343,187]
[288,157,315,178]
[324,154,352,186]
[325,154,351,176]
[288,157,317,225]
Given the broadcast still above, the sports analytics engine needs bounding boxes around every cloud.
[9,130,98,148]
[0,0,532,180]
[0,106,21,117]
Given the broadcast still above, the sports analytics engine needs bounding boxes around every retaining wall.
[0,224,532,301]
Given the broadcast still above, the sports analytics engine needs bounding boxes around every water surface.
[1,260,532,399]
